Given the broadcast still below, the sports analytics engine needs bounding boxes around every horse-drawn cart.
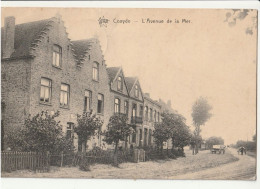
[211,145,226,154]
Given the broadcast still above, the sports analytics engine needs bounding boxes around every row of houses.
[1,15,174,151]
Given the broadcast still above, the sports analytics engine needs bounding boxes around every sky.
[1,8,257,144]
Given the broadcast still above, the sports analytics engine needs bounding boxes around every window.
[132,128,136,143]
[139,105,143,118]
[93,62,99,81]
[60,84,70,107]
[145,106,148,121]
[154,110,157,122]
[40,78,52,103]
[114,98,120,113]
[124,101,129,115]
[66,122,74,139]
[148,129,152,145]
[117,76,123,91]
[53,45,62,67]
[132,103,137,117]
[157,112,160,122]
[150,108,153,121]
[144,128,148,146]
[97,94,104,114]
[135,85,139,97]
[84,90,92,112]
[139,129,142,147]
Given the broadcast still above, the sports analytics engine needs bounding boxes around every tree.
[206,136,224,149]
[161,112,191,151]
[22,111,74,153]
[191,97,212,154]
[253,134,256,142]
[153,121,171,153]
[103,113,133,166]
[74,111,103,153]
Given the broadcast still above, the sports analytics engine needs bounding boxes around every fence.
[1,151,50,172]
[1,149,147,173]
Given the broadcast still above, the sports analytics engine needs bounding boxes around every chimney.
[145,93,150,97]
[3,16,15,59]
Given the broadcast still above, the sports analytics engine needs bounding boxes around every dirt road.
[171,148,256,180]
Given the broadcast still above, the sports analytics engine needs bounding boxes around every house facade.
[1,15,173,151]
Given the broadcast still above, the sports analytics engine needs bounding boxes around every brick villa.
[1,15,173,151]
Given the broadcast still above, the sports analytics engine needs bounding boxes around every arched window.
[53,45,62,67]
[117,76,123,91]
[93,62,99,81]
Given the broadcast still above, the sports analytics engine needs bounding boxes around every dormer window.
[135,85,139,97]
[117,76,123,91]
[93,62,99,81]
[53,45,62,67]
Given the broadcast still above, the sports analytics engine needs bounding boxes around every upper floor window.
[154,110,157,122]
[157,112,160,122]
[53,45,62,67]
[135,85,139,97]
[60,83,70,107]
[139,105,143,118]
[114,98,120,114]
[84,90,92,112]
[40,78,52,103]
[93,62,99,81]
[145,106,148,120]
[97,94,104,114]
[117,76,123,91]
[150,108,153,121]
[132,103,137,117]
[124,101,129,115]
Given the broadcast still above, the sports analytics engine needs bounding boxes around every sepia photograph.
[1,6,257,181]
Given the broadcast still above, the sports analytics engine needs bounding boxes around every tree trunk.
[82,140,87,153]
[114,141,119,167]
[125,136,128,151]
[79,140,90,171]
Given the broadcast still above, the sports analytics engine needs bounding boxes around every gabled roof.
[106,67,121,83]
[1,18,53,59]
[71,39,95,62]
[125,77,137,92]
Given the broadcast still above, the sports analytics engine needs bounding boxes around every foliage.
[103,114,133,148]
[74,111,103,152]
[3,127,26,151]
[252,134,256,142]
[102,114,133,166]
[162,112,192,149]
[22,111,65,153]
[206,136,224,149]
[191,97,212,154]
[153,121,172,151]
[235,140,256,152]
[192,97,212,127]
[4,111,74,154]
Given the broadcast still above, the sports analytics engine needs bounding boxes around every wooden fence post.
[60,151,64,167]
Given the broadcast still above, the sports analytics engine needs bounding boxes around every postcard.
[1,6,257,183]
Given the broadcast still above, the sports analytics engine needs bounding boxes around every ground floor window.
[66,122,74,139]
